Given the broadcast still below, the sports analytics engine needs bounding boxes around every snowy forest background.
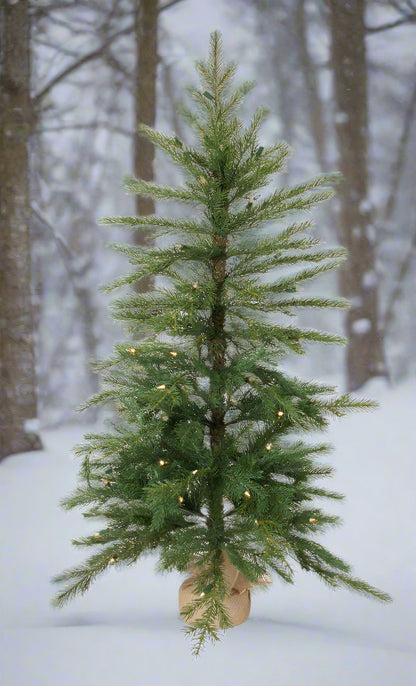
[1,0,416,448]
[2,2,416,684]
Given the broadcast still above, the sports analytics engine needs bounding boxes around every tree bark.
[133,0,158,293]
[0,0,42,459]
[328,0,387,390]
[207,229,227,542]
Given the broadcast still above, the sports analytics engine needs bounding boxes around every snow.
[335,111,349,124]
[362,270,378,289]
[352,318,372,335]
[350,296,363,309]
[1,378,416,685]
[23,418,40,433]
[359,199,372,214]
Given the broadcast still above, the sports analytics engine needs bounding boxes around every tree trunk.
[295,0,328,172]
[133,0,158,294]
[0,0,42,459]
[328,0,387,391]
[207,223,228,543]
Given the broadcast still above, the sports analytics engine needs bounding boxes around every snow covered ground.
[1,378,415,685]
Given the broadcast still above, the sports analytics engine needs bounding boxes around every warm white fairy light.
[266,443,272,451]
[159,459,167,466]
[109,556,117,564]
[192,469,198,475]
[157,384,166,390]
[178,496,184,503]
[309,517,318,524]
[169,351,178,357]
[277,410,284,417]
[93,532,100,539]
[244,490,251,499]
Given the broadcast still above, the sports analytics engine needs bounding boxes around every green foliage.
[52,31,391,655]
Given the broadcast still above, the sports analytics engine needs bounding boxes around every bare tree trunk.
[295,0,328,172]
[328,0,387,391]
[0,0,42,459]
[133,0,158,293]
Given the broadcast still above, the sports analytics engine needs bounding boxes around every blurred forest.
[1,0,415,458]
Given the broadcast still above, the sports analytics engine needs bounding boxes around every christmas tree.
[52,32,390,654]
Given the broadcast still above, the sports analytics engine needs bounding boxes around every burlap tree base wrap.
[178,551,271,628]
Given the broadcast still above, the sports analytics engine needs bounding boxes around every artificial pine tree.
[53,33,390,653]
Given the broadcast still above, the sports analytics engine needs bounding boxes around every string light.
[192,282,199,290]
[109,556,117,564]
[178,496,184,503]
[169,351,178,357]
[192,469,198,475]
[199,591,205,598]
[93,532,100,539]
[159,459,167,466]
[244,490,251,499]
[277,410,284,417]
[199,176,207,185]
[101,478,111,487]
[157,384,166,390]
[254,519,259,525]
[266,443,272,451]
[309,517,318,524]
[126,347,137,355]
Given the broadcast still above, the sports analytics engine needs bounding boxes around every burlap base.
[178,551,270,629]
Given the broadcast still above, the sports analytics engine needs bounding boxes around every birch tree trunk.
[328,0,387,390]
[0,0,42,459]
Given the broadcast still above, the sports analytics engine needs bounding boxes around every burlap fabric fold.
[178,551,271,628]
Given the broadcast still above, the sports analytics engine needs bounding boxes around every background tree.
[0,0,185,433]
[2,0,415,446]
[240,0,416,388]
[0,0,42,459]
[30,0,186,420]
[328,0,388,390]
[133,0,158,293]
